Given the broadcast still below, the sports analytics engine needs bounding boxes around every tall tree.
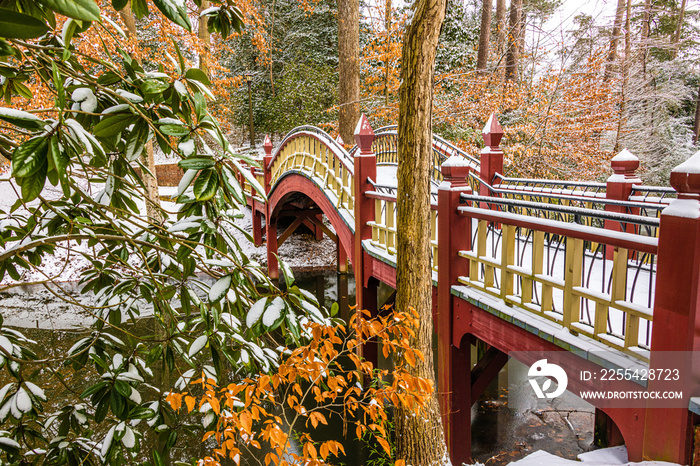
[694,78,700,144]
[338,0,360,144]
[395,0,447,463]
[604,0,626,80]
[505,0,523,82]
[640,0,652,73]
[385,0,392,107]
[614,0,633,152]
[671,0,687,58]
[495,0,507,76]
[118,3,161,221]
[198,1,212,74]
[476,0,493,72]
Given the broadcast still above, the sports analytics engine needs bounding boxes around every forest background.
[4,0,700,185]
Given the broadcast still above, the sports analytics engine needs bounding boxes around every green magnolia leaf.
[93,114,136,138]
[0,107,44,131]
[13,137,49,178]
[131,0,149,17]
[0,39,16,56]
[185,68,211,87]
[18,160,47,202]
[125,122,149,161]
[159,124,190,137]
[141,79,170,95]
[0,9,50,39]
[153,0,192,31]
[178,157,215,170]
[111,0,128,10]
[193,169,218,201]
[38,0,101,21]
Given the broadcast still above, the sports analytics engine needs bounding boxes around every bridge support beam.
[266,219,279,280]
[642,152,700,464]
[437,157,473,464]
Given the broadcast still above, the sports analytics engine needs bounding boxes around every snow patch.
[662,199,700,219]
[71,88,97,113]
[612,149,638,162]
[442,155,472,168]
[672,150,700,174]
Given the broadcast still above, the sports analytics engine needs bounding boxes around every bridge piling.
[437,157,474,465]
[642,150,700,463]
[604,150,641,259]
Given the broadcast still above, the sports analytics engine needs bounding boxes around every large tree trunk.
[476,0,492,73]
[671,0,687,58]
[614,0,633,152]
[604,0,626,81]
[640,0,652,73]
[495,0,506,78]
[198,1,211,74]
[693,77,700,144]
[119,4,161,221]
[504,0,522,82]
[385,0,391,108]
[338,0,360,144]
[395,0,447,462]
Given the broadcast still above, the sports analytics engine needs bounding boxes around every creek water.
[0,269,596,465]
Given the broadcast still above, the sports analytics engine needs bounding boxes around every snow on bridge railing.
[455,195,658,361]
[494,173,608,198]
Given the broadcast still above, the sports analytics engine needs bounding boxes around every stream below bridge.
[0,268,596,465]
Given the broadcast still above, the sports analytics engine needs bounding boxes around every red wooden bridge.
[245,114,700,465]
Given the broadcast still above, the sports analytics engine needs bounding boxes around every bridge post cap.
[441,155,471,187]
[610,149,639,178]
[263,134,273,156]
[671,150,700,197]
[354,114,375,154]
[482,113,503,149]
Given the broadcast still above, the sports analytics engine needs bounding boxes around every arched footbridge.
[243,114,700,465]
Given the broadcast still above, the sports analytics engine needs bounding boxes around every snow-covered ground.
[506,446,679,466]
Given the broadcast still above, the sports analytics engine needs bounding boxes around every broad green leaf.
[159,124,189,137]
[185,68,211,87]
[51,62,65,109]
[178,157,215,170]
[221,165,244,203]
[193,169,218,201]
[125,122,149,161]
[13,137,48,178]
[0,9,49,39]
[153,0,192,31]
[208,274,231,304]
[0,107,44,131]
[111,0,128,10]
[0,39,16,56]
[93,114,135,138]
[38,0,100,21]
[131,0,149,17]
[230,158,266,199]
[141,79,170,95]
[18,160,47,202]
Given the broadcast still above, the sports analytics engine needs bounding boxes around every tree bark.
[338,0,360,145]
[385,0,391,107]
[671,0,687,58]
[476,0,492,72]
[495,0,506,78]
[198,1,211,74]
[395,0,447,462]
[693,77,700,144]
[604,0,626,81]
[505,0,522,82]
[118,4,161,222]
[640,0,652,73]
[614,0,633,152]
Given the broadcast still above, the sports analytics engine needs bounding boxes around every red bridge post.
[437,157,473,465]
[604,150,640,258]
[254,135,273,248]
[479,113,504,197]
[642,151,700,463]
[353,115,378,367]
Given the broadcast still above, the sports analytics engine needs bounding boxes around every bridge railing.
[455,194,657,360]
[268,128,355,219]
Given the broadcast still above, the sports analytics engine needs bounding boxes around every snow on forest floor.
[504,446,680,465]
